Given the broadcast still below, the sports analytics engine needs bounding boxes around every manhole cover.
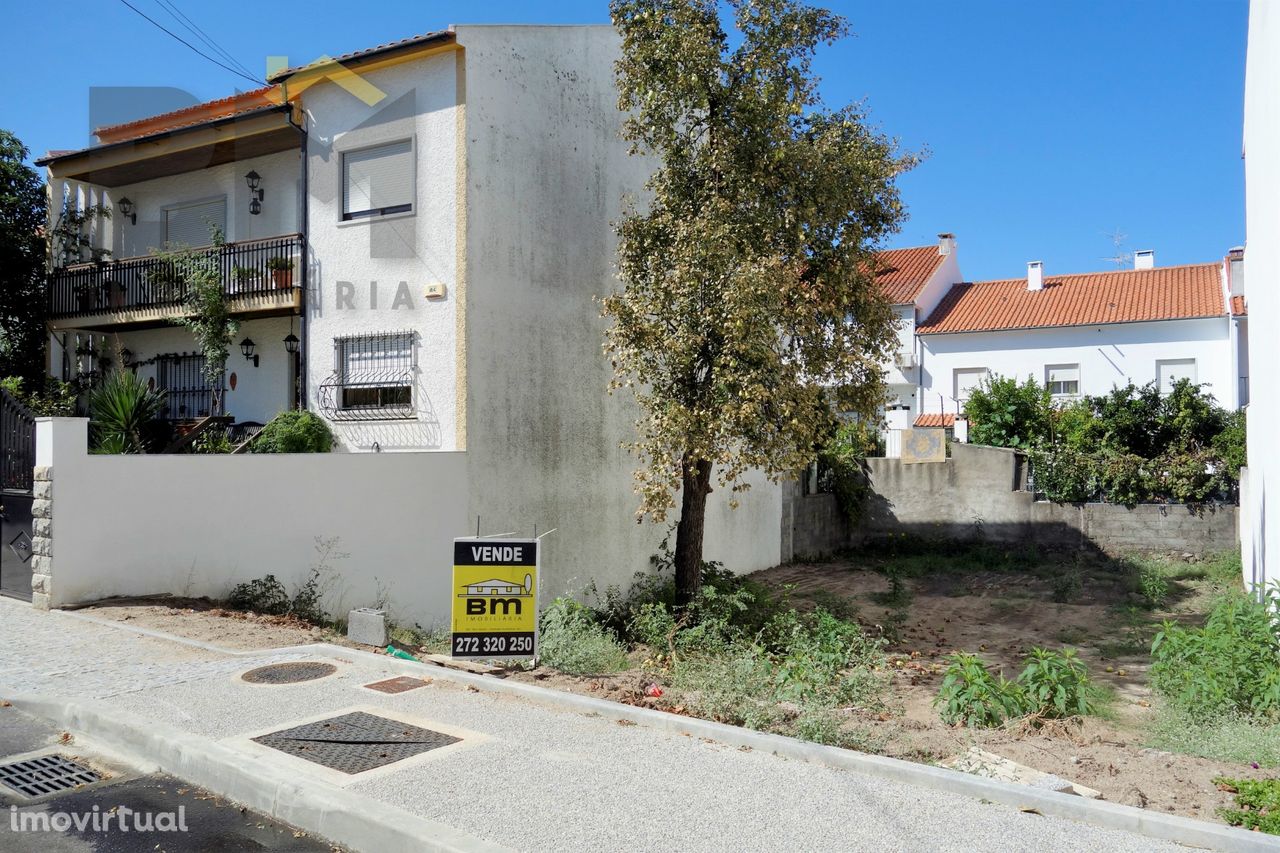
[0,755,101,798]
[364,676,429,694]
[241,662,337,684]
[252,711,460,774]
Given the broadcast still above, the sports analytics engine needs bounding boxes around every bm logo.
[460,573,534,616]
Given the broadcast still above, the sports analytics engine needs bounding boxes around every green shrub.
[818,420,877,521]
[1015,647,1093,719]
[1212,410,1247,477]
[538,597,629,674]
[1097,452,1151,507]
[1028,446,1096,503]
[937,647,1094,726]
[1128,557,1170,609]
[1214,778,1280,835]
[250,410,333,453]
[936,652,1024,727]
[963,375,1052,449]
[1,376,77,416]
[227,574,290,615]
[1151,590,1280,720]
[88,369,167,453]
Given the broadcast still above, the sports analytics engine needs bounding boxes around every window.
[155,353,224,420]
[1045,364,1080,398]
[953,368,988,403]
[164,198,226,247]
[319,331,416,420]
[341,140,414,220]
[1156,358,1197,394]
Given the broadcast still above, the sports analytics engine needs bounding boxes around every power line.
[153,0,258,82]
[115,0,265,87]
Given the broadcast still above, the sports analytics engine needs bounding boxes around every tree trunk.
[674,454,713,609]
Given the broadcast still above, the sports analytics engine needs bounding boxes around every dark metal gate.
[0,389,35,600]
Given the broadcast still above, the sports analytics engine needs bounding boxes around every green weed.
[538,597,629,675]
[1214,777,1280,834]
[936,648,1094,727]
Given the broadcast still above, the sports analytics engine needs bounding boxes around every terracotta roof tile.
[93,87,279,144]
[1232,295,1247,316]
[918,263,1226,335]
[875,246,945,305]
[914,414,955,428]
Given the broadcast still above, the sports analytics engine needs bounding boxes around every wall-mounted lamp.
[283,332,300,355]
[245,171,264,216]
[239,337,259,367]
[117,197,136,225]
[120,348,134,368]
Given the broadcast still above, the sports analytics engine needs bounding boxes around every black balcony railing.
[48,233,304,318]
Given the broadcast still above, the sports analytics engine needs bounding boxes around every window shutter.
[164,199,226,247]
[1046,366,1078,384]
[343,141,413,216]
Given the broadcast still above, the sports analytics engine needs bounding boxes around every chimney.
[1134,249,1155,270]
[938,232,956,256]
[1027,261,1044,291]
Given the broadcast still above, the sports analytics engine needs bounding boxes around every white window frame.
[1045,363,1080,398]
[338,138,416,223]
[162,195,227,247]
[953,367,989,404]
[1156,358,1197,395]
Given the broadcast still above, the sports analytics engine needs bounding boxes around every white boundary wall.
[36,419,468,628]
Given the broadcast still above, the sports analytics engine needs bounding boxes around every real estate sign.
[451,538,538,659]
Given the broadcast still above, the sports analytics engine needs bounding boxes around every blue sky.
[0,1,1248,281]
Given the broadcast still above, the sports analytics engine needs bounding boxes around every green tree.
[603,0,914,604]
[154,228,237,416]
[0,130,48,383]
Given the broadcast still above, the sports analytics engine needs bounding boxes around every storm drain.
[0,755,101,798]
[241,662,337,685]
[252,711,460,774]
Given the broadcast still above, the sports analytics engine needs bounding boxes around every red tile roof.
[875,246,945,305]
[92,87,280,145]
[914,413,955,428]
[918,263,1226,335]
[1232,295,1247,316]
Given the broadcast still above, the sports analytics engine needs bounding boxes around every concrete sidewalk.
[0,598,1215,851]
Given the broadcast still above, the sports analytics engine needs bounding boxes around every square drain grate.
[0,755,101,798]
[252,711,460,774]
[364,676,429,694]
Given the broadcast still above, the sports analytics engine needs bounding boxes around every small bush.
[1151,590,1280,720]
[538,597,629,674]
[1214,777,1280,835]
[936,653,1024,727]
[1015,647,1093,719]
[963,375,1052,449]
[1130,558,1170,609]
[250,410,333,453]
[227,574,290,615]
[936,648,1094,727]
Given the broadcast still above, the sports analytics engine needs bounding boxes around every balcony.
[48,234,304,330]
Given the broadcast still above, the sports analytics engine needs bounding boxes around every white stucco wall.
[919,317,1235,416]
[300,50,460,452]
[1244,0,1280,588]
[38,419,468,628]
[883,244,962,417]
[454,24,782,598]
[73,150,302,259]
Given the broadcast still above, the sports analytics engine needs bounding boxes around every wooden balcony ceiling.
[43,109,299,188]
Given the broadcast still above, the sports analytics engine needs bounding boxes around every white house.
[1242,0,1279,590]
[33,25,783,601]
[872,239,1248,429]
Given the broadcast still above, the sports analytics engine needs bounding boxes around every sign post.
[451,537,538,659]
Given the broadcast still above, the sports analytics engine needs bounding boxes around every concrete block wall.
[783,443,1239,558]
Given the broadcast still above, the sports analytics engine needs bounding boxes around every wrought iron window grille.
[154,352,224,421]
[319,331,416,421]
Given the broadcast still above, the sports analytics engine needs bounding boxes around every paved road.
[0,598,1180,852]
[0,704,339,851]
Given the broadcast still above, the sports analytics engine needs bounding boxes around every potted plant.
[266,256,294,289]
[232,265,259,292]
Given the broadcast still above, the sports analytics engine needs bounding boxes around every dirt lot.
[75,549,1267,824]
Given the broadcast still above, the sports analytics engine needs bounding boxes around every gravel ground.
[0,599,1182,852]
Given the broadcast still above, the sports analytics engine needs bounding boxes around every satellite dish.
[524,573,533,594]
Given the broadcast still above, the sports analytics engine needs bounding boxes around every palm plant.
[88,370,166,453]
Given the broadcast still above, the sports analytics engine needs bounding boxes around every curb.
[7,693,510,853]
[55,608,1280,853]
